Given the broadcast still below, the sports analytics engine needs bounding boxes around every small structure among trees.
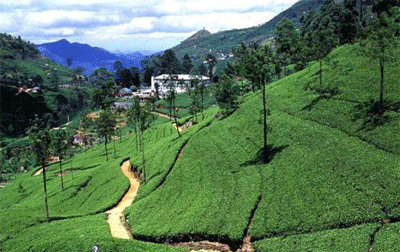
[151,74,210,97]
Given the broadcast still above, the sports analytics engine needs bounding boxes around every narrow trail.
[106,160,140,239]
[33,168,43,176]
[151,111,185,131]
[151,111,174,120]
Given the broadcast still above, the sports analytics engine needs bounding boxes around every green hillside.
[1,42,399,251]
[171,0,324,64]
[0,33,91,139]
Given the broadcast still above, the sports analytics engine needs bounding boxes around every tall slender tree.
[27,117,52,221]
[250,46,275,162]
[127,98,140,151]
[96,109,116,162]
[312,15,339,87]
[188,77,200,123]
[214,76,239,115]
[362,7,400,117]
[127,98,154,183]
[51,129,69,191]
[275,18,300,76]
[165,76,181,137]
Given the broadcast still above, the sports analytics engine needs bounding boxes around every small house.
[74,133,89,146]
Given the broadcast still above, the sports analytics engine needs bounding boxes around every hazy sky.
[1,0,298,52]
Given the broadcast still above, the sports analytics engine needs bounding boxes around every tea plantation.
[1,43,399,251]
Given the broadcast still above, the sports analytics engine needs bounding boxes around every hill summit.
[184,29,212,43]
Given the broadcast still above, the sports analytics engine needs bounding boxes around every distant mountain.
[171,0,324,64]
[37,39,147,75]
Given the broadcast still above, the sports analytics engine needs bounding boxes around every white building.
[151,74,210,96]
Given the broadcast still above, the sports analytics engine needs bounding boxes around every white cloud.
[2,0,299,51]
[2,0,33,6]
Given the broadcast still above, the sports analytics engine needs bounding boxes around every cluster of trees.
[141,50,208,84]
[0,33,40,60]
[89,67,119,109]
[113,61,140,88]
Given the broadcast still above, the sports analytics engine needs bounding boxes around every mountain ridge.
[37,39,147,75]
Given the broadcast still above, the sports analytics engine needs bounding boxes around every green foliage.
[129,43,400,244]
[360,6,400,116]
[0,33,91,150]
[161,49,181,74]
[1,214,184,252]
[275,17,301,73]
[181,53,193,74]
[96,109,116,162]
[213,78,240,115]
[254,223,379,251]
[374,222,400,251]
[51,129,71,190]
[27,118,52,165]
[127,98,156,182]
[89,67,118,109]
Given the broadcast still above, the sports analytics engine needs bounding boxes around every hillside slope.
[1,43,399,251]
[0,34,90,138]
[171,0,324,64]
[128,42,400,249]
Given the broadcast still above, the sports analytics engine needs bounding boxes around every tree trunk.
[136,129,139,151]
[319,57,322,87]
[104,138,108,162]
[140,130,146,183]
[262,82,268,163]
[284,64,287,77]
[173,96,181,137]
[59,158,64,191]
[201,90,204,121]
[113,138,116,159]
[379,47,385,118]
[42,161,50,222]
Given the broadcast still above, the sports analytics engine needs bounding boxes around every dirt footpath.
[106,160,140,239]
[33,168,43,176]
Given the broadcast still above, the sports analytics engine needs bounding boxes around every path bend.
[106,160,140,239]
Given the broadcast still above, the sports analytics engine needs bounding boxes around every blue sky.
[1,0,298,52]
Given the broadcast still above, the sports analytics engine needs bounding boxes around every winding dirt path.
[106,160,140,239]
[33,168,43,176]
[151,111,174,120]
